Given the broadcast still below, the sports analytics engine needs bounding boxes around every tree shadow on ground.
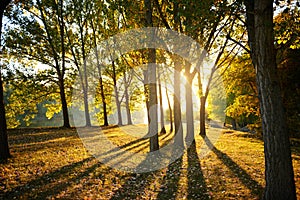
[187,141,210,200]
[97,131,174,167]
[1,157,98,199]
[203,136,264,197]
[156,156,183,200]
[111,138,184,200]
[8,128,77,145]
[109,155,161,200]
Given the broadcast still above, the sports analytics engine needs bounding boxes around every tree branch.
[226,34,251,54]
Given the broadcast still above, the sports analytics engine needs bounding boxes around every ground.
[0,126,299,199]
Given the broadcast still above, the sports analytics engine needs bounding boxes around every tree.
[244,0,296,199]
[3,67,55,128]
[122,67,133,125]
[90,5,109,126]
[274,8,300,136]
[65,0,93,127]
[144,0,159,152]
[112,60,123,125]
[154,0,241,137]
[6,0,72,128]
[223,54,260,130]
[165,84,173,133]
[0,0,11,161]
[157,65,166,133]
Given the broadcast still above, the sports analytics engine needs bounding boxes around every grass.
[0,125,299,199]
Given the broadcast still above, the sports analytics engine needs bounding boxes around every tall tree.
[244,0,296,199]
[172,1,184,147]
[90,8,109,126]
[6,0,72,128]
[173,56,184,147]
[48,0,70,128]
[144,0,159,152]
[157,66,166,133]
[112,60,123,125]
[165,81,173,133]
[223,54,260,129]
[0,0,11,161]
[154,0,239,137]
[65,0,92,127]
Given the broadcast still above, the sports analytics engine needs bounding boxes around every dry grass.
[0,126,299,199]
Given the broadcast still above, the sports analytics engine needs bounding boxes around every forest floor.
[0,125,300,199]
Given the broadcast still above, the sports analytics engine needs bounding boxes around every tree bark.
[99,76,109,126]
[148,54,159,152]
[59,77,71,128]
[144,0,159,152]
[58,0,70,128]
[124,72,132,125]
[158,68,166,133]
[245,0,296,199]
[174,58,184,148]
[91,22,109,126]
[0,0,11,161]
[199,96,206,135]
[185,72,194,142]
[112,61,122,126]
[37,0,71,128]
[79,23,91,127]
[0,70,10,161]
[143,69,150,123]
[165,84,173,133]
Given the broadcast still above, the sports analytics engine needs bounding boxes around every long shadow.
[157,152,183,200]
[155,136,185,199]
[8,128,77,145]
[101,137,148,155]
[11,136,78,154]
[87,128,173,155]
[110,135,182,200]
[187,141,210,200]
[33,161,103,199]
[156,156,183,200]
[101,132,176,171]
[1,157,96,199]
[203,136,264,196]
[99,139,150,167]
[109,155,161,200]
[99,131,174,164]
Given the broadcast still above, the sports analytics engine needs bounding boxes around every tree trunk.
[144,0,159,152]
[124,73,133,125]
[0,0,11,161]
[199,96,206,135]
[148,56,159,152]
[0,70,10,161]
[59,77,71,128]
[91,21,109,126]
[58,0,70,128]
[165,84,173,133]
[80,26,91,127]
[185,74,194,143]
[143,69,150,123]
[245,0,296,199]
[231,118,237,130]
[174,58,183,148]
[112,61,122,126]
[82,86,91,127]
[114,88,122,126]
[158,69,166,133]
[100,76,109,126]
